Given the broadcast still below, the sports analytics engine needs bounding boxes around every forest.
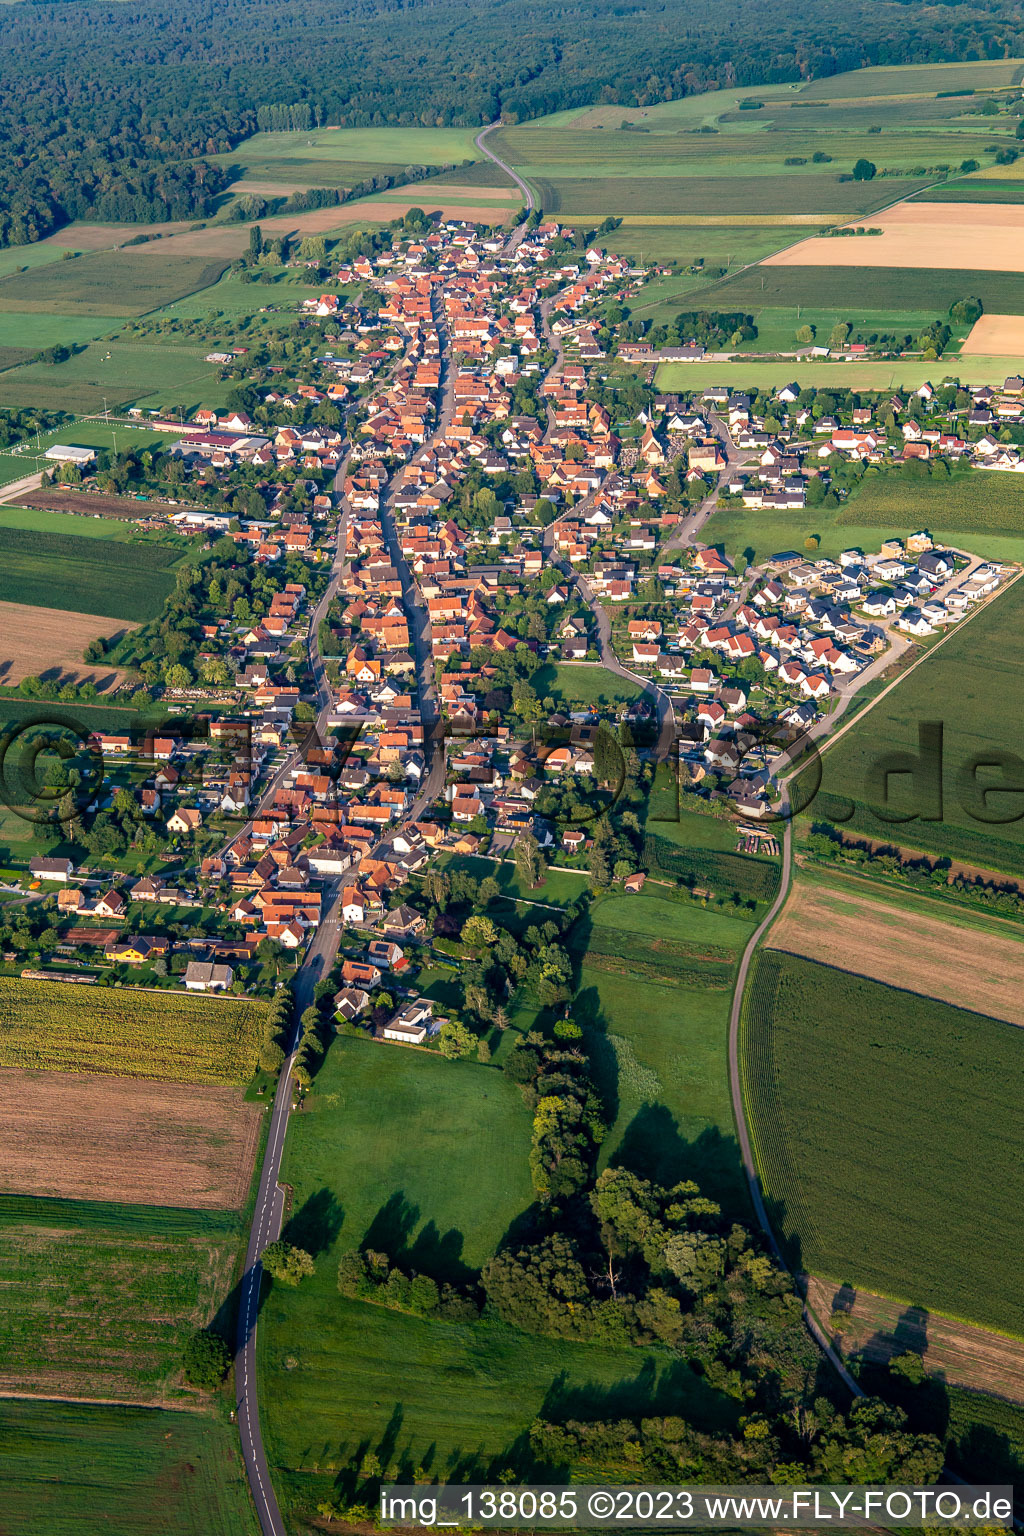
[6,0,1024,245]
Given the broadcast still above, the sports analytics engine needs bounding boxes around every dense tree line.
[5,0,1024,245]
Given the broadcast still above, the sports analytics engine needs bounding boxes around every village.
[8,211,1016,1052]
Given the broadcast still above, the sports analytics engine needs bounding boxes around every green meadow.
[214,125,484,191]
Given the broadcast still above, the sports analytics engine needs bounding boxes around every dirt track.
[768,875,1024,1026]
[0,1067,263,1208]
[0,600,133,687]
[765,200,1024,272]
[807,1276,1024,1402]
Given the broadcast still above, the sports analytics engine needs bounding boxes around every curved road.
[473,122,535,251]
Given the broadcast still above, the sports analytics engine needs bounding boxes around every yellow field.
[765,201,1024,272]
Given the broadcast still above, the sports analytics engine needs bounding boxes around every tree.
[249,224,263,260]
[262,1241,315,1285]
[182,1329,231,1390]
[852,158,876,181]
[795,323,815,345]
[949,295,983,325]
[513,832,543,888]
[461,914,496,950]
[479,875,500,906]
[438,1018,478,1059]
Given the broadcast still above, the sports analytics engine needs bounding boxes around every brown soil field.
[43,220,194,251]
[806,1276,1024,1401]
[0,1066,263,1208]
[14,488,178,519]
[960,312,1024,354]
[764,201,1024,271]
[0,600,133,687]
[768,875,1024,1025]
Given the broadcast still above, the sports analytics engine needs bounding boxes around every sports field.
[742,950,1024,1337]
[811,571,1024,872]
[0,977,266,1084]
[0,1197,241,1401]
[0,1399,259,1536]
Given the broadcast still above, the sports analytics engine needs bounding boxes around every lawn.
[809,571,1024,872]
[0,1196,241,1401]
[0,1398,260,1536]
[568,890,752,1214]
[0,976,266,1083]
[532,662,643,708]
[437,851,589,907]
[0,252,230,317]
[0,524,179,618]
[742,950,1024,1338]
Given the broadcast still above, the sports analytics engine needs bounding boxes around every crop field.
[0,1399,260,1536]
[961,313,1024,353]
[946,1389,1024,1492]
[568,891,750,1212]
[0,253,231,317]
[696,264,1024,316]
[0,525,178,620]
[0,339,233,414]
[923,178,1024,204]
[795,60,1024,98]
[656,357,1020,396]
[0,600,134,687]
[767,202,1024,273]
[587,221,812,275]
[769,874,1024,1026]
[804,1275,1024,1402]
[0,1197,241,1400]
[810,572,1024,872]
[742,950,1024,1336]
[644,830,780,904]
[0,977,266,1083]
[214,125,483,186]
[840,466,1024,535]
[0,1067,263,1208]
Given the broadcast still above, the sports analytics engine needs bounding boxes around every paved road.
[234,290,461,1536]
[474,121,535,253]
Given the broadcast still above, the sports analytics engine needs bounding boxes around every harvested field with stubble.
[0,977,266,1084]
[768,876,1024,1027]
[766,201,1024,271]
[0,600,134,687]
[805,1276,1024,1403]
[961,312,1024,355]
[0,1068,262,1208]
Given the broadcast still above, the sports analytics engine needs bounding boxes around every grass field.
[274,1035,534,1276]
[214,125,483,189]
[0,253,230,318]
[810,571,1024,872]
[0,421,185,489]
[742,950,1024,1337]
[0,1398,260,1536]
[0,310,126,356]
[531,662,643,708]
[0,977,266,1083]
[0,1197,241,1400]
[0,340,234,415]
[657,355,1024,394]
[436,851,588,907]
[699,482,1024,568]
[0,525,178,620]
[0,505,151,539]
[567,889,753,1213]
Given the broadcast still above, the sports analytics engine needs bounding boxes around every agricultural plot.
[698,263,1024,316]
[0,1197,241,1401]
[810,572,1024,873]
[769,874,1024,1027]
[0,1399,260,1536]
[840,466,1024,535]
[0,1067,263,1208]
[766,201,1024,273]
[0,600,134,687]
[583,221,812,276]
[213,125,483,188]
[0,526,178,621]
[656,358,1015,396]
[0,253,230,317]
[644,832,780,905]
[742,951,1024,1337]
[0,977,266,1084]
[961,313,1024,353]
[0,310,126,355]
